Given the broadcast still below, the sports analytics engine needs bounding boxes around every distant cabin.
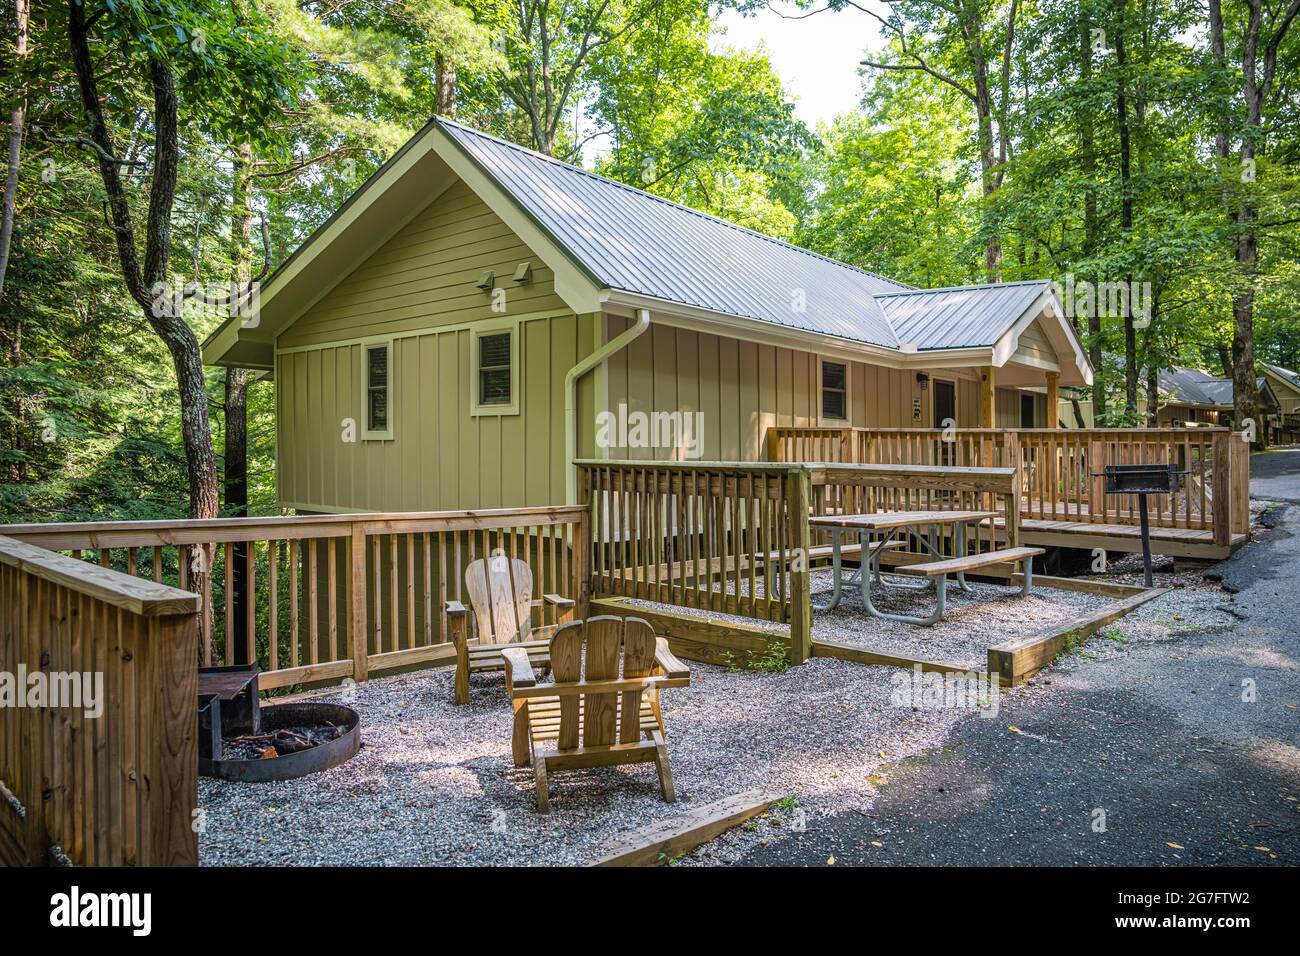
[204,117,1092,514]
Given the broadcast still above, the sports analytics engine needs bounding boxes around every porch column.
[1045,371,1060,428]
[979,366,996,428]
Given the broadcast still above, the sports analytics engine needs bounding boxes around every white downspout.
[565,308,651,503]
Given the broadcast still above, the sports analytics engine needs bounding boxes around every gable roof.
[1262,362,1300,393]
[439,119,906,348]
[1159,367,1274,409]
[203,116,1091,385]
[875,280,1051,350]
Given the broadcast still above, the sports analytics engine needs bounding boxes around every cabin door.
[933,380,956,464]
[933,380,955,428]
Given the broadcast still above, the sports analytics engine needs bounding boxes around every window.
[821,360,848,421]
[363,340,393,440]
[471,325,519,415]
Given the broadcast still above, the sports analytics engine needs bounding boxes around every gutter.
[565,308,651,503]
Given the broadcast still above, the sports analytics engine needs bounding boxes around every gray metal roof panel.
[440,119,908,348]
[874,280,1049,350]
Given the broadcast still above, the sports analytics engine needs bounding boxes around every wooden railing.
[0,536,198,866]
[807,462,1021,558]
[0,507,588,692]
[578,461,811,662]
[768,426,1250,543]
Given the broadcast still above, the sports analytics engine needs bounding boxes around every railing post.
[1089,439,1107,523]
[1231,433,1251,535]
[765,427,784,462]
[348,521,369,682]
[1002,431,1023,522]
[787,467,812,665]
[157,611,199,866]
[1210,431,1233,547]
[575,478,592,620]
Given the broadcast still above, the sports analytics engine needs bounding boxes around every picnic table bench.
[809,511,1045,626]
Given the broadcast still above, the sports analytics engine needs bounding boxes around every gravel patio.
[196,575,1237,867]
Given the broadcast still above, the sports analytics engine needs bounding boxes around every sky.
[581,2,888,164]
[711,2,890,131]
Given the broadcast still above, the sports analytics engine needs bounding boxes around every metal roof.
[1158,368,1269,407]
[1263,362,1300,390]
[874,280,1050,350]
[1159,367,1228,406]
[440,119,909,349]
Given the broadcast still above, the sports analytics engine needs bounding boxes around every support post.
[348,522,369,682]
[1212,431,1232,547]
[574,484,592,621]
[787,467,812,665]
[980,366,996,428]
[1045,371,1060,428]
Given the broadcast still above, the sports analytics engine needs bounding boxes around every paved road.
[1250,448,1300,502]
[741,454,1300,866]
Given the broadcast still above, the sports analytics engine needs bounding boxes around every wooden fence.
[767,425,1250,542]
[0,506,588,692]
[578,461,812,663]
[0,536,198,866]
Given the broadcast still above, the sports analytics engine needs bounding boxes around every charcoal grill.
[1098,463,1185,586]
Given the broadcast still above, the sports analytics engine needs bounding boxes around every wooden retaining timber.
[589,789,784,866]
[987,586,1170,686]
[0,535,199,867]
[592,597,790,667]
[0,506,588,693]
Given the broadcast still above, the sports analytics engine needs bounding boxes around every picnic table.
[808,510,1043,627]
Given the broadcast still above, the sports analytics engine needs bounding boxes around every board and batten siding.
[599,314,983,461]
[275,176,599,512]
[277,179,569,349]
[277,315,595,511]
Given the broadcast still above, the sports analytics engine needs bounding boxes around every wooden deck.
[770,425,1254,562]
[991,516,1247,560]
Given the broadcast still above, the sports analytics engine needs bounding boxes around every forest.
[1,0,1297,522]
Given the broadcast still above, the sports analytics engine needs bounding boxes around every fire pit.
[198,666,361,782]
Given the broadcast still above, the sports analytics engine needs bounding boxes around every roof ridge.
[875,279,1051,297]
[436,116,913,292]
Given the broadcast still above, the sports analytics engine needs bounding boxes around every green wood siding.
[277,179,569,349]
[599,315,981,460]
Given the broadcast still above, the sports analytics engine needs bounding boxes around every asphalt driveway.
[739,453,1300,866]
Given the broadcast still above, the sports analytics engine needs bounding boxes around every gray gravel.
[198,654,972,866]
[198,578,1235,867]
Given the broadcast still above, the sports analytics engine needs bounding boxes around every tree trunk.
[1079,7,1106,419]
[225,142,253,663]
[0,0,31,299]
[1115,2,1138,413]
[436,54,457,116]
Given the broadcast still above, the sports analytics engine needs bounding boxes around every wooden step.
[896,545,1045,577]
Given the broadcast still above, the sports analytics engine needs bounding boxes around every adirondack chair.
[501,616,691,813]
[444,555,575,704]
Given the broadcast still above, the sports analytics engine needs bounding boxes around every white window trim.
[361,337,394,441]
[818,357,851,425]
[470,321,520,417]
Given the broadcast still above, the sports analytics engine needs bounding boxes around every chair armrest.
[544,593,576,624]
[654,637,690,680]
[501,645,537,690]
[445,601,467,647]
